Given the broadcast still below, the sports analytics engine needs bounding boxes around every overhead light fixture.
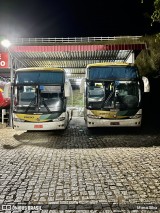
[1,39,11,48]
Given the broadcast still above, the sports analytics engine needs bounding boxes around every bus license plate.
[34,125,43,128]
[110,122,119,125]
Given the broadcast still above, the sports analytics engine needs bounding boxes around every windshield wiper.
[40,97,51,113]
[101,91,114,109]
[25,99,37,113]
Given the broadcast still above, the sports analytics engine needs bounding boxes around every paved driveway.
[0,117,159,212]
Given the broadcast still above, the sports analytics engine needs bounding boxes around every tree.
[151,0,160,24]
[135,34,160,76]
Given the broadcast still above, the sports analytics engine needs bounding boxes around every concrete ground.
[0,116,160,213]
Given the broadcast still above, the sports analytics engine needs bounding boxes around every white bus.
[80,62,150,128]
[12,67,72,130]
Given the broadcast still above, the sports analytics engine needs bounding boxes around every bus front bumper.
[13,120,68,131]
[86,117,141,127]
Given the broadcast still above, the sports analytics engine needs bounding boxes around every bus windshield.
[87,80,140,110]
[14,85,65,113]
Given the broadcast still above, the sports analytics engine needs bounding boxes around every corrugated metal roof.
[0,37,146,79]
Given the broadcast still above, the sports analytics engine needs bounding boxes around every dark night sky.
[0,0,159,39]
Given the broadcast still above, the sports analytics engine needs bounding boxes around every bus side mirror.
[80,78,85,93]
[64,81,71,97]
[142,76,150,93]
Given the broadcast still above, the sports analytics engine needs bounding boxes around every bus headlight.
[58,117,65,121]
[87,114,101,119]
[129,114,141,119]
[52,117,65,122]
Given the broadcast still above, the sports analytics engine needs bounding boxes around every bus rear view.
[81,62,149,128]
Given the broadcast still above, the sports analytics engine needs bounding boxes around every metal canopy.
[1,37,146,79]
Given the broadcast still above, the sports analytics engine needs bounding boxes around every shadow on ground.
[7,121,160,150]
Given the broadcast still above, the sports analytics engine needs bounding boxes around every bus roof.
[15,67,65,72]
[86,62,134,68]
